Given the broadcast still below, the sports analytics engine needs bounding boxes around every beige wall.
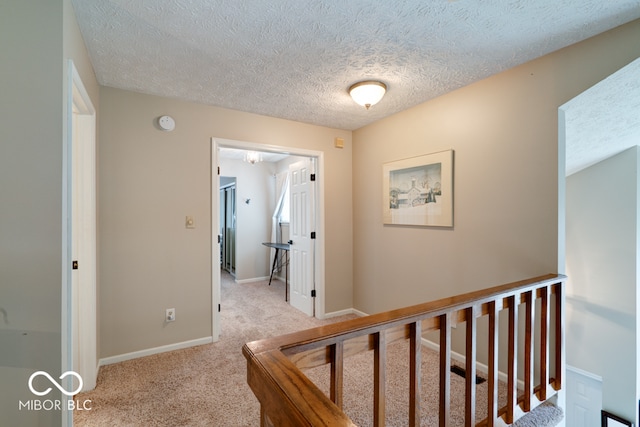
[352,19,640,315]
[98,87,353,358]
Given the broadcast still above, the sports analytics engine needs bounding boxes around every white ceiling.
[218,147,288,163]
[72,0,640,172]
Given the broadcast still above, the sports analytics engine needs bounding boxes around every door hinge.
[218,166,220,175]
[310,232,316,239]
[218,304,221,312]
[72,260,78,270]
[310,173,316,181]
[218,235,221,244]
[311,290,316,298]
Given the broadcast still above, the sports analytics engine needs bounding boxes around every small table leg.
[268,248,279,286]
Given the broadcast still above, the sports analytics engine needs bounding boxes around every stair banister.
[244,273,566,427]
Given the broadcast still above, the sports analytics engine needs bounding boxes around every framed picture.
[602,410,633,427]
[382,149,454,227]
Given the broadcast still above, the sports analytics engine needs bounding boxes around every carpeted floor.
[74,271,562,426]
[74,272,356,426]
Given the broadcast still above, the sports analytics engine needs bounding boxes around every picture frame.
[382,149,454,227]
[602,410,634,427]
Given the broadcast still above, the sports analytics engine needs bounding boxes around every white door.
[566,367,602,427]
[288,158,315,316]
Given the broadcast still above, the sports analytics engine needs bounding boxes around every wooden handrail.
[244,274,566,426]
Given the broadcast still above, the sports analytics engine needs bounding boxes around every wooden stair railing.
[243,274,566,427]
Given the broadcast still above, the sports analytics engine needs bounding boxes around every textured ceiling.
[563,58,640,176]
[72,1,640,171]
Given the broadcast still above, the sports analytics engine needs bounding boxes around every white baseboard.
[235,276,270,284]
[99,336,213,367]
[324,308,368,319]
[350,308,369,318]
[566,364,602,382]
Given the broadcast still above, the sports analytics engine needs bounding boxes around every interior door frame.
[63,60,98,394]
[210,137,326,341]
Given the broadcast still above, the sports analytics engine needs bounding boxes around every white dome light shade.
[349,81,387,109]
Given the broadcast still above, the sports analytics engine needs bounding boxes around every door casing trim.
[210,137,326,341]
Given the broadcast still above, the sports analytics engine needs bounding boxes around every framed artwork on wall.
[602,410,633,427]
[382,149,454,227]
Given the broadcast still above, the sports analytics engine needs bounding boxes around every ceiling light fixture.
[349,81,387,109]
[244,151,262,165]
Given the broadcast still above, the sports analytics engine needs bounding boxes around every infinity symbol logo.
[28,371,83,397]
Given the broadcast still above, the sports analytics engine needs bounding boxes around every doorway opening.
[220,179,236,276]
[210,137,327,342]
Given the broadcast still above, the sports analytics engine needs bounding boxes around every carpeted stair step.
[513,401,563,427]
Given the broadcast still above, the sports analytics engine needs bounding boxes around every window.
[279,184,290,223]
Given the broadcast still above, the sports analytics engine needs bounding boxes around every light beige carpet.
[75,271,561,426]
[74,272,355,426]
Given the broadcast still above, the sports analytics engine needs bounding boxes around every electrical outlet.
[166,308,175,322]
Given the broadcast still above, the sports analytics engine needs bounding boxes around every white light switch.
[185,216,195,229]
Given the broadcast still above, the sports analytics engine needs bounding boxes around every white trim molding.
[99,337,213,367]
